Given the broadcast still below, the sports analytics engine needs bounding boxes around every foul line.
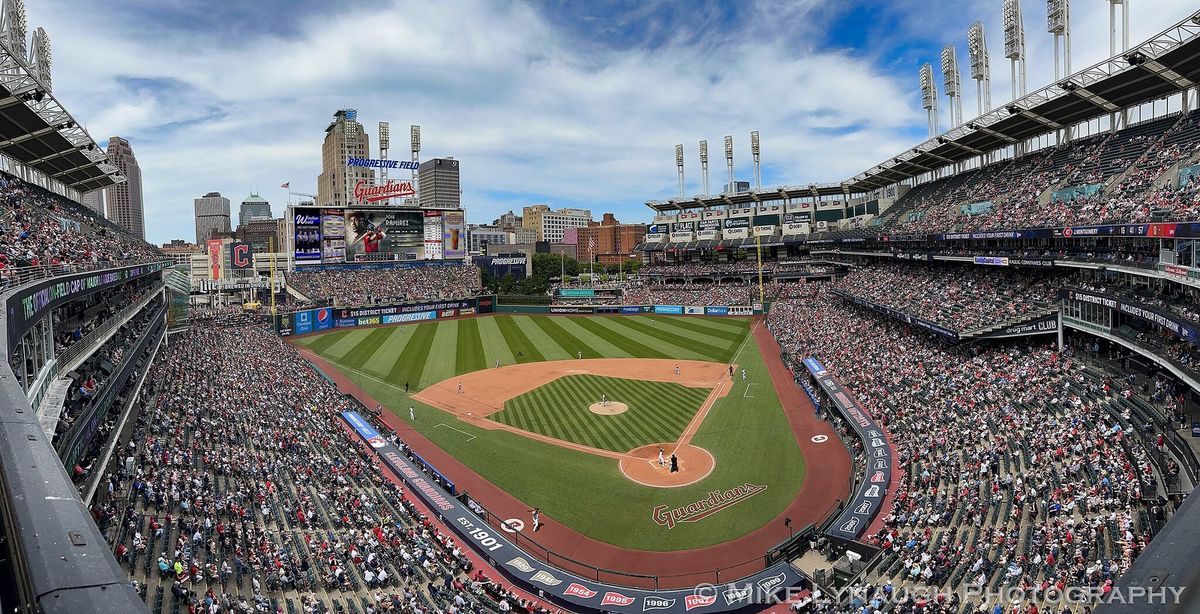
[433,422,477,442]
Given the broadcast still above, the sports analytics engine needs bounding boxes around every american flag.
[280,182,290,189]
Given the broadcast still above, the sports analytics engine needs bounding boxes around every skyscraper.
[418,157,460,209]
[194,192,232,243]
[80,190,104,216]
[239,193,272,223]
[103,137,145,239]
[317,109,373,207]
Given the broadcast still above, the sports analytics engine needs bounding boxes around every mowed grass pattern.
[491,375,710,452]
[295,315,749,390]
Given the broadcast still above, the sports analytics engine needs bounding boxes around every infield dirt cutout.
[413,358,731,487]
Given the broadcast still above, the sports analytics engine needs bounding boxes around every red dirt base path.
[293,317,852,590]
[619,444,715,487]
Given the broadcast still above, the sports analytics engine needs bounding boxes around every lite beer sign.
[353,179,416,203]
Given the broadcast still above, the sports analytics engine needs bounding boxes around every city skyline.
[35,0,1200,243]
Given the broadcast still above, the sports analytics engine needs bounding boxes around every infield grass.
[294,314,805,551]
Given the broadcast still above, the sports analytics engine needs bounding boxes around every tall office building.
[522,204,592,242]
[194,192,232,243]
[80,190,104,216]
[239,193,272,223]
[103,137,145,239]
[418,157,460,209]
[317,109,373,207]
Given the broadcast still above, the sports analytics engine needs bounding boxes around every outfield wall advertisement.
[340,411,806,613]
[802,358,893,543]
[276,297,495,335]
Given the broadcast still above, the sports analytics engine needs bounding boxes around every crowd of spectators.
[769,289,1192,613]
[885,110,1200,235]
[0,174,160,282]
[834,262,1068,332]
[641,260,838,278]
[90,317,560,614]
[287,266,482,307]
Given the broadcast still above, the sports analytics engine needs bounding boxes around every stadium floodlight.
[968,21,992,115]
[699,139,710,197]
[1003,0,1028,99]
[2,0,28,61]
[29,26,49,93]
[724,135,734,189]
[941,45,963,128]
[378,121,389,150]
[410,125,420,199]
[675,144,685,199]
[920,63,939,137]
[378,122,391,204]
[750,131,761,190]
[1046,0,1071,80]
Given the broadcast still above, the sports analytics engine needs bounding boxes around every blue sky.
[29,0,1200,243]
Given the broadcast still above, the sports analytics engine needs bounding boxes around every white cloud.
[24,0,1200,243]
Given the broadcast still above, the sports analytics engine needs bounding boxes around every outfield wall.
[275,295,496,335]
[495,304,761,316]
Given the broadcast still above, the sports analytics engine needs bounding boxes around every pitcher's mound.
[589,401,629,415]
[620,444,715,488]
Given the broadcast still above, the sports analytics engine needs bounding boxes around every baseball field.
[292,314,810,553]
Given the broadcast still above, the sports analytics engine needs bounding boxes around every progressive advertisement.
[344,208,425,262]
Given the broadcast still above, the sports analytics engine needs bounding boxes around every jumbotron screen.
[292,205,464,264]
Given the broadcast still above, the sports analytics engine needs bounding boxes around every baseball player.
[674,364,680,376]
[409,406,415,421]
[529,507,541,531]
[741,369,747,382]
[658,447,665,467]
[495,358,500,368]
[457,381,463,394]
[601,393,609,407]
[577,351,582,359]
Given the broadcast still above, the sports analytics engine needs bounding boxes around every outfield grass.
[491,374,710,452]
[295,314,806,551]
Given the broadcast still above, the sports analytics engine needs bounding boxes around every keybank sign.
[347,157,420,170]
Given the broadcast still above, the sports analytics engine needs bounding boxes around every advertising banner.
[276,312,294,336]
[337,299,475,319]
[443,210,466,258]
[973,256,1009,266]
[340,413,805,613]
[314,308,334,332]
[549,306,594,314]
[783,212,811,224]
[977,313,1058,338]
[654,305,684,315]
[294,208,322,263]
[705,306,729,316]
[345,208,425,262]
[559,289,595,297]
[473,255,528,280]
[294,309,315,335]
[684,306,704,315]
[352,178,416,204]
[1063,288,1199,341]
[802,359,893,542]
[423,210,444,260]
[321,208,346,261]
[620,306,644,314]
[723,217,750,230]
[382,311,437,324]
[207,239,224,279]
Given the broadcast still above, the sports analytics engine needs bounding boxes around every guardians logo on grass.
[651,483,767,529]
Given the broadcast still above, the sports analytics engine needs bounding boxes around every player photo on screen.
[343,209,424,262]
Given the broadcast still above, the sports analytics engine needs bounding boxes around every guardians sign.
[652,483,767,529]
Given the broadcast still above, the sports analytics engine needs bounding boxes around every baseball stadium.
[6,2,1200,614]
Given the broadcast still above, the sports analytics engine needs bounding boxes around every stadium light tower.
[1047,0,1071,80]
[920,63,939,137]
[723,135,734,192]
[699,139,710,197]
[941,45,964,128]
[1003,0,1028,100]
[675,144,685,199]
[968,21,992,116]
[378,122,390,204]
[410,125,420,205]
[750,131,761,190]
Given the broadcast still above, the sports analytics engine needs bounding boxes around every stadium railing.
[0,262,158,614]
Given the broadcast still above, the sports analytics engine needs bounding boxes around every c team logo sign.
[652,483,767,529]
